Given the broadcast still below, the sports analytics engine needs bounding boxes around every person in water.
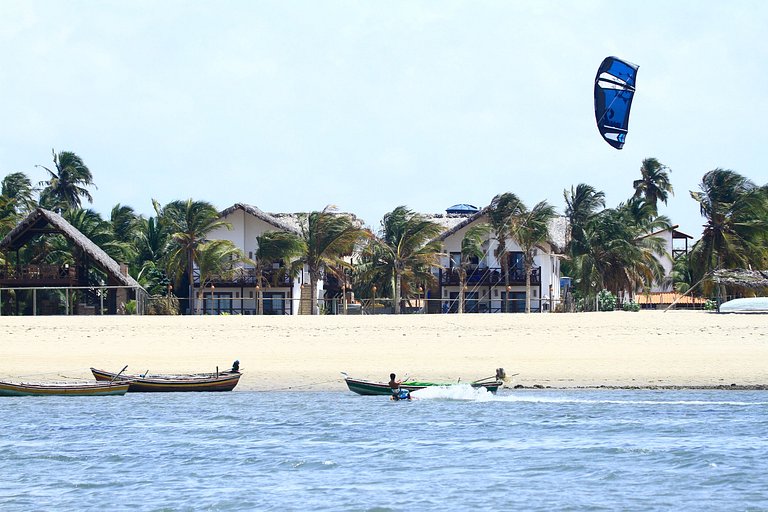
[388,373,401,393]
[389,373,411,400]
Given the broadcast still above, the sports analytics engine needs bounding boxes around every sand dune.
[1,310,767,390]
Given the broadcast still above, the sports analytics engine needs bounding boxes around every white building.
[194,204,308,315]
[427,204,568,313]
[640,225,694,293]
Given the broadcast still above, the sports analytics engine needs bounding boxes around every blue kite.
[594,56,638,149]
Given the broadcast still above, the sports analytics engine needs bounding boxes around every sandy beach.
[1,310,767,391]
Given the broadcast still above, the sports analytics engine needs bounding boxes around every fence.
[0,287,723,316]
[0,285,148,316]
[154,296,563,315]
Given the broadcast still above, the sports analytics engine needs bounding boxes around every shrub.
[704,299,717,311]
[597,289,617,311]
[124,300,137,315]
[622,300,640,312]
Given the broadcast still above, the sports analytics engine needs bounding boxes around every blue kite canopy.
[594,56,638,149]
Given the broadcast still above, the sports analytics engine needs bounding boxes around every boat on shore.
[0,380,130,397]
[719,297,768,313]
[91,362,241,392]
[342,368,507,396]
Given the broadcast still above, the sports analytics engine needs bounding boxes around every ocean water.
[2,387,768,511]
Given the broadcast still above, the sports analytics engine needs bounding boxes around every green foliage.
[123,299,137,315]
[689,169,768,295]
[361,206,442,314]
[37,150,96,212]
[489,192,556,313]
[632,158,673,215]
[704,299,718,311]
[147,294,180,315]
[597,289,617,311]
[622,300,640,312]
[296,205,370,314]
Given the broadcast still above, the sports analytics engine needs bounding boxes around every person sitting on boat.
[231,360,240,373]
[388,373,401,394]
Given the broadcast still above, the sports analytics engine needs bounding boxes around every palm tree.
[159,199,231,311]
[134,216,172,296]
[689,169,768,296]
[2,172,37,215]
[632,158,673,214]
[367,206,442,314]
[252,231,306,314]
[63,209,130,264]
[294,206,368,315]
[456,224,491,314]
[504,199,557,313]
[1,172,37,238]
[563,183,605,259]
[194,239,243,314]
[488,193,525,293]
[572,205,667,300]
[37,150,96,212]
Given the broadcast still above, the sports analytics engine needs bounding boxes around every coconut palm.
[456,223,492,314]
[366,206,442,314]
[503,199,557,313]
[293,206,369,315]
[488,193,525,292]
[632,158,673,214]
[194,239,243,314]
[37,150,96,212]
[251,231,306,313]
[1,172,37,238]
[64,208,130,263]
[689,169,768,295]
[572,205,666,300]
[158,199,231,311]
[563,183,605,259]
[2,172,37,215]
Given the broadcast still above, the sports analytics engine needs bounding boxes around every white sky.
[1,1,766,237]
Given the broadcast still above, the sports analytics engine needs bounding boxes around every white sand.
[1,311,767,390]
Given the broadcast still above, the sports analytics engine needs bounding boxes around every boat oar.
[109,365,129,384]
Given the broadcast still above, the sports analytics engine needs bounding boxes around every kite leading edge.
[594,56,638,150]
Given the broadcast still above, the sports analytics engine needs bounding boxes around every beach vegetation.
[456,223,492,314]
[563,160,673,304]
[359,206,442,314]
[194,239,244,314]
[37,150,96,213]
[490,193,556,313]
[597,289,617,311]
[632,158,674,216]
[689,169,768,296]
[293,205,369,315]
[1,172,38,240]
[123,299,137,314]
[156,199,232,312]
[622,300,640,312]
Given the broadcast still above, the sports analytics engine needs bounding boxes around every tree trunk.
[394,271,402,314]
[458,271,465,314]
[525,261,531,314]
[187,248,195,315]
[310,269,320,315]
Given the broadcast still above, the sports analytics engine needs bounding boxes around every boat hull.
[0,381,129,397]
[344,377,502,396]
[91,368,241,392]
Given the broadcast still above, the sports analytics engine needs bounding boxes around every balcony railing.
[194,267,292,287]
[439,266,540,287]
[0,264,78,286]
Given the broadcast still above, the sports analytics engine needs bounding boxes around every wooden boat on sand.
[91,363,242,392]
[0,380,129,397]
[342,368,508,396]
